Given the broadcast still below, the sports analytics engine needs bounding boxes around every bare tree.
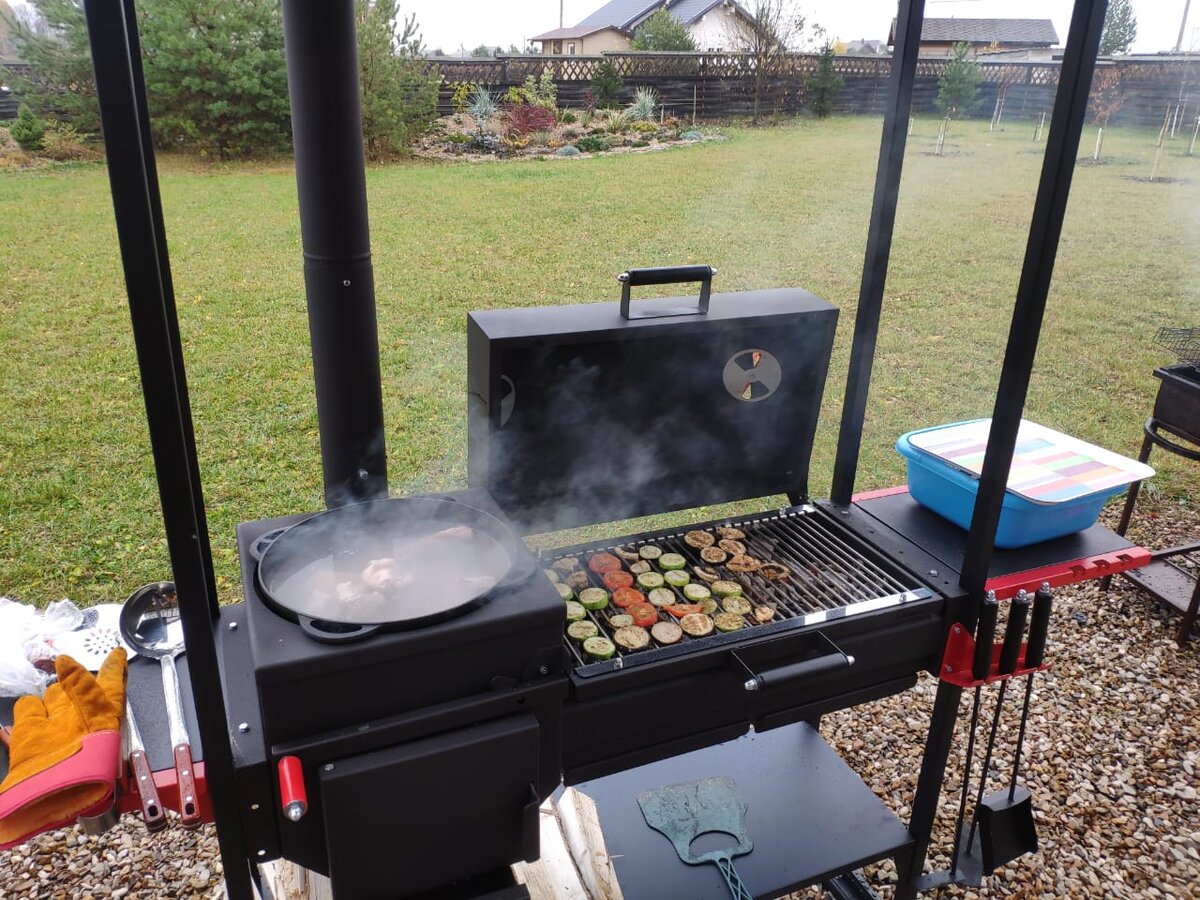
[729,0,812,124]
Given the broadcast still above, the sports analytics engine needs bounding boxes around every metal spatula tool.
[637,776,754,900]
[47,605,138,670]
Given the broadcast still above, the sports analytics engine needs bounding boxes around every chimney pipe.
[280,0,388,507]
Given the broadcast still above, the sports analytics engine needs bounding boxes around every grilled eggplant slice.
[693,565,720,583]
[759,562,792,581]
[713,612,745,633]
[565,570,591,591]
[716,526,745,541]
[700,546,728,565]
[613,625,651,651]
[651,621,683,645]
[727,555,762,573]
[753,606,776,623]
[564,600,586,622]
[658,552,686,571]
[567,621,599,642]
[711,580,743,599]
[679,613,714,637]
[718,539,746,556]
[583,636,616,660]
[684,530,715,549]
[613,545,641,562]
[608,613,634,628]
[551,557,581,575]
[629,560,652,575]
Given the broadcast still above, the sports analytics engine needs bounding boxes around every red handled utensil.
[125,699,167,832]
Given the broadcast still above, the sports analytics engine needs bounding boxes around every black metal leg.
[894,681,963,900]
[1101,434,1153,592]
[1177,576,1200,647]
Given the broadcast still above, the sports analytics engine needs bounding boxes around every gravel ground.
[1,500,1195,899]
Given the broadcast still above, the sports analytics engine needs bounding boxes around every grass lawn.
[0,116,1197,605]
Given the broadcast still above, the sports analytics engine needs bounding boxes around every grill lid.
[468,288,838,534]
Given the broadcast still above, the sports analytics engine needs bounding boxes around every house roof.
[575,0,747,34]
[889,18,1059,47]
[530,25,614,41]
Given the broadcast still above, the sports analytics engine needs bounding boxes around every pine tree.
[356,0,439,160]
[937,42,980,118]
[808,42,842,118]
[10,103,46,151]
[1099,0,1137,56]
[630,9,696,52]
[8,0,100,133]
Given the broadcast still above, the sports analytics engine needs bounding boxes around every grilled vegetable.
[716,526,745,541]
[612,587,647,609]
[722,597,752,616]
[693,565,720,583]
[583,636,616,660]
[588,552,622,574]
[545,569,561,583]
[629,560,652,575]
[759,562,791,581]
[648,588,676,607]
[555,582,575,602]
[753,606,776,623]
[602,570,635,591]
[567,621,599,642]
[679,613,714,637]
[698,598,718,615]
[565,600,586,622]
[551,557,581,574]
[638,545,663,561]
[578,587,610,610]
[608,614,634,628]
[718,539,746,556]
[682,583,712,602]
[613,545,641,562]
[636,572,665,591]
[664,604,702,618]
[658,553,686,571]
[629,603,658,628]
[651,621,683,645]
[684,530,715,548]
[565,571,591,591]
[613,625,651,651]
[700,546,728,565]
[713,612,745,633]
[711,581,743,599]
[664,570,690,589]
[727,555,762,573]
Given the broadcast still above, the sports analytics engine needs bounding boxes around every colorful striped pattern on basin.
[907,419,1156,505]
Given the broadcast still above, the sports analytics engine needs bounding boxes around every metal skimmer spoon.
[120,582,202,829]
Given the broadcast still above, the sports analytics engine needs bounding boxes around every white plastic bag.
[0,597,87,697]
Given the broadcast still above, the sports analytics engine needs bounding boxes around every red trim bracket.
[984,547,1152,601]
[939,622,1050,688]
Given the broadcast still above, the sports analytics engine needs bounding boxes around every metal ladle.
[119,582,202,829]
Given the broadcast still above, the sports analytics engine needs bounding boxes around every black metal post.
[830,0,927,505]
[280,0,388,507]
[81,2,253,897]
[958,0,1110,599]
[894,681,963,899]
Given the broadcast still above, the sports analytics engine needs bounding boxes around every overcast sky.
[403,1,1192,56]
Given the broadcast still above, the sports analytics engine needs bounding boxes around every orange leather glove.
[0,648,127,849]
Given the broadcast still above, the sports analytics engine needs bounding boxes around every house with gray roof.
[533,0,753,55]
[887,18,1060,60]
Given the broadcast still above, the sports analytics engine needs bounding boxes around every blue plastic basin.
[895,427,1127,549]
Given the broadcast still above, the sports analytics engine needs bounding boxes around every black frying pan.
[252,497,537,643]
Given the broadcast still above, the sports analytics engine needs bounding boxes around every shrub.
[561,127,580,140]
[10,105,46,152]
[505,103,556,136]
[626,87,658,122]
[526,130,552,148]
[468,86,499,122]
[681,129,703,140]
[450,81,476,114]
[598,109,627,133]
[447,132,469,144]
[581,89,596,111]
[574,134,613,153]
[808,43,843,118]
[590,61,622,109]
[556,145,581,157]
[471,131,501,153]
[938,42,980,117]
[630,9,696,52]
[630,120,657,133]
[631,138,650,148]
[559,110,577,124]
[40,122,100,161]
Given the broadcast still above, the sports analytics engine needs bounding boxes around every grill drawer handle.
[617,265,715,320]
[741,649,854,692]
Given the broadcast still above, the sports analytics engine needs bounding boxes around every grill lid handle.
[617,265,716,320]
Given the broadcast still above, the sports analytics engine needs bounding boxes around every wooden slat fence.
[433,53,1199,129]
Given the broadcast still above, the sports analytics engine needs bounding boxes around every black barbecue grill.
[57,1,1135,899]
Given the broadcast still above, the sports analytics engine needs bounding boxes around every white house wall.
[687,4,744,50]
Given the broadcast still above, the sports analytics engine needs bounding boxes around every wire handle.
[714,857,754,900]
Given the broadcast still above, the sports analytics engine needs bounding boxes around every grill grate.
[546,505,933,676]
[1155,326,1200,368]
